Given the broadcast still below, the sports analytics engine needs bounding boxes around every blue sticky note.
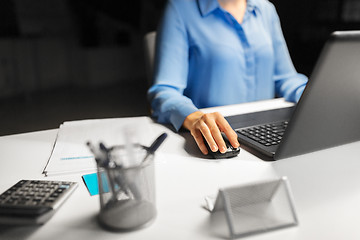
[82,172,110,196]
[82,173,99,196]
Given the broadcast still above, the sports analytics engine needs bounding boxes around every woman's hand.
[183,111,240,155]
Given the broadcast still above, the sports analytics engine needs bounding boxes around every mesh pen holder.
[96,145,156,231]
[206,177,298,239]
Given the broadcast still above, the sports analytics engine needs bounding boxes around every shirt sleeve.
[147,0,198,131]
[268,3,308,102]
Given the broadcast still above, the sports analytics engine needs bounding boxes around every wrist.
[183,111,204,131]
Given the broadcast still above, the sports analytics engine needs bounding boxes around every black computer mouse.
[205,133,240,159]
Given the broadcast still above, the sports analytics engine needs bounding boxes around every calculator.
[0,180,78,225]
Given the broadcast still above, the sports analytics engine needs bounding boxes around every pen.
[99,142,133,199]
[88,141,118,202]
[99,142,114,167]
[86,141,108,206]
[142,133,168,164]
[124,127,139,167]
[87,141,106,166]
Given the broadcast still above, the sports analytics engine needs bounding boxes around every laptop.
[225,31,360,160]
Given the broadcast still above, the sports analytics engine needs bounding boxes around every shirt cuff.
[170,104,198,131]
[295,85,306,102]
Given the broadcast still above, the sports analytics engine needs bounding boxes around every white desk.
[1,99,360,240]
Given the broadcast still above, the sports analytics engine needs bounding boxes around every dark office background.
[0,0,359,136]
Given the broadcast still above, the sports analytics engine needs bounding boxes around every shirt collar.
[197,0,259,17]
[197,0,219,16]
[247,0,258,14]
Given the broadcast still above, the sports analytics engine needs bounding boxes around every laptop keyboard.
[236,121,288,147]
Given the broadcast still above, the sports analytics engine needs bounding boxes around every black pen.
[87,141,106,166]
[99,142,133,198]
[142,133,168,164]
[97,142,120,202]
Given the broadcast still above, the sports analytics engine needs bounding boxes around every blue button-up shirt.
[148,0,308,130]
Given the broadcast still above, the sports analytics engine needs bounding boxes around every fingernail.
[220,146,227,153]
[212,145,218,152]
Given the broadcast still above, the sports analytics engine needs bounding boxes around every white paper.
[43,116,155,176]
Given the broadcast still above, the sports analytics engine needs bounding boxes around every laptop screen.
[275,31,360,159]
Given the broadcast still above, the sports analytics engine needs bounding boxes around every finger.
[213,131,227,153]
[202,115,227,153]
[208,123,227,153]
[198,120,218,152]
[214,113,240,148]
[225,129,240,148]
[192,130,208,155]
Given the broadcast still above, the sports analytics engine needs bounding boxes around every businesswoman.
[148,0,307,155]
